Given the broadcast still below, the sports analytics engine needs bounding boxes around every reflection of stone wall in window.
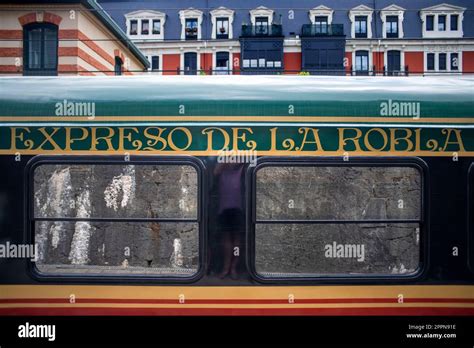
[255,166,421,277]
[33,164,198,276]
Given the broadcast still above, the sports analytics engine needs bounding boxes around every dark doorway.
[184,52,197,75]
[387,50,401,76]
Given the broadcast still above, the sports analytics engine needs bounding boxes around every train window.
[32,163,200,277]
[253,165,422,278]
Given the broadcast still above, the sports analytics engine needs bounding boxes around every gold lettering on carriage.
[8,126,467,154]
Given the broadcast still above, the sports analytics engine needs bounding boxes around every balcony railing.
[301,24,344,37]
[241,24,283,37]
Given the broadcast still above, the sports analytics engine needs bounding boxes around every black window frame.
[151,55,159,71]
[141,19,149,35]
[450,14,458,31]
[438,15,446,31]
[255,16,269,36]
[216,17,229,39]
[152,19,161,35]
[185,18,198,40]
[314,16,328,34]
[354,16,368,38]
[439,53,447,71]
[426,15,434,31]
[386,15,399,38]
[23,22,58,76]
[427,53,435,71]
[246,157,428,284]
[130,19,138,35]
[25,155,206,284]
[355,50,369,75]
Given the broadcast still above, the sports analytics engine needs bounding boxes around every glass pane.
[35,221,198,276]
[255,223,420,276]
[27,28,42,69]
[256,166,421,220]
[43,27,57,69]
[34,164,198,219]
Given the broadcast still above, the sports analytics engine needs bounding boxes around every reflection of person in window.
[214,163,244,279]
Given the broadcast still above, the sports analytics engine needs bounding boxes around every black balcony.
[241,24,283,37]
[301,24,344,37]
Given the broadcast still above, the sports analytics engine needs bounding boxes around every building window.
[451,53,459,70]
[130,19,138,35]
[439,53,447,71]
[152,19,161,35]
[141,19,149,35]
[255,16,269,35]
[215,51,230,74]
[216,17,229,39]
[450,14,458,31]
[355,16,367,38]
[438,15,446,31]
[427,53,435,71]
[386,15,398,38]
[31,162,200,277]
[151,56,159,71]
[185,18,198,40]
[252,164,422,278]
[23,23,58,76]
[426,15,434,31]
[314,16,328,34]
[114,56,123,75]
[355,50,369,75]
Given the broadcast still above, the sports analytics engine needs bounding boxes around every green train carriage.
[0,75,473,315]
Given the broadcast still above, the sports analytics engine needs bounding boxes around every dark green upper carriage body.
[0,76,473,282]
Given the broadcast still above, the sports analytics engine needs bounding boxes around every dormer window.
[438,15,446,31]
[314,16,328,34]
[130,20,138,35]
[141,19,149,35]
[420,4,465,38]
[152,20,161,35]
[211,7,234,40]
[380,5,405,39]
[179,8,203,41]
[185,18,198,40]
[125,10,166,40]
[386,16,398,37]
[355,16,367,38]
[349,5,373,39]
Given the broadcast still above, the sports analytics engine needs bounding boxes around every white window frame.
[309,5,333,25]
[213,50,234,75]
[210,7,234,40]
[349,5,373,39]
[380,4,405,39]
[383,49,405,73]
[249,6,274,25]
[125,10,166,40]
[420,4,465,39]
[352,49,373,72]
[179,8,203,41]
[424,48,463,74]
[180,49,201,74]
